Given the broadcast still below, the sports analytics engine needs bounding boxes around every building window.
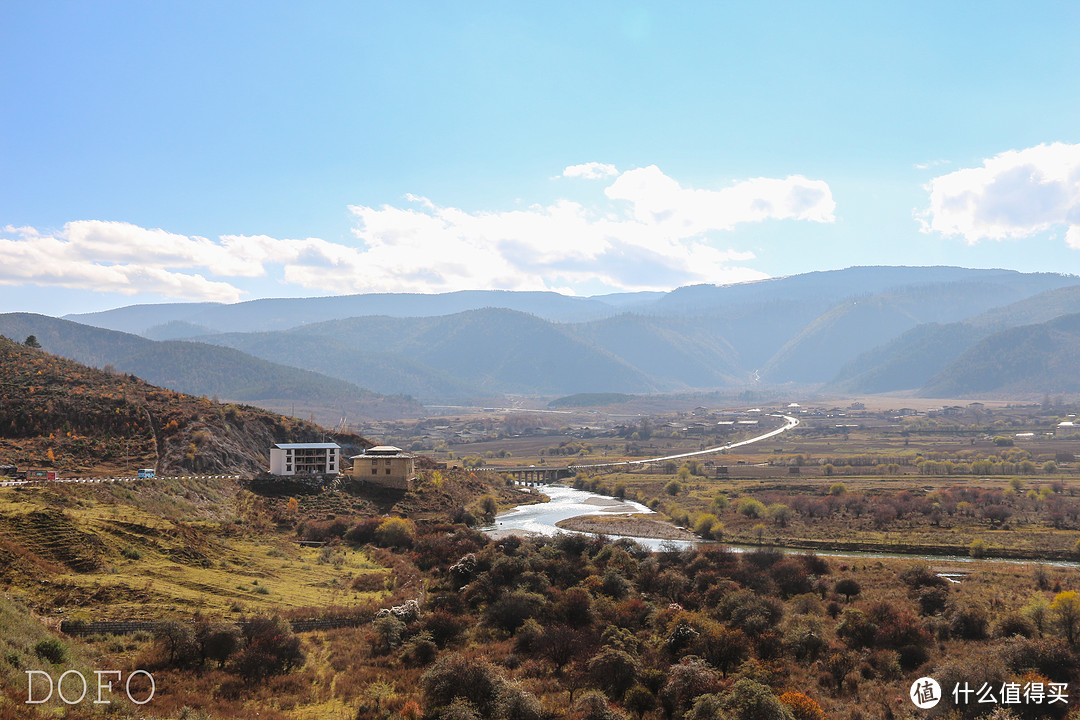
[371,468,378,475]
[385,468,391,474]
[385,459,392,465]
[286,464,291,471]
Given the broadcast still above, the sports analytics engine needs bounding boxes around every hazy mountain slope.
[69,267,1075,338]
[320,309,661,395]
[202,308,660,396]
[143,320,220,340]
[829,282,1080,393]
[760,278,1066,384]
[192,330,486,400]
[964,284,1080,329]
[68,290,637,335]
[0,313,419,420]
[568,314,744,389]
[52,267,1080,398]
[649,266,1071,316]
[920,313,1080,397]
[64,301,224,335]
[828,322,992,393]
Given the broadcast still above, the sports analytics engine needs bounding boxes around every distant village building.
[269,443,341,476]
[1057,422,1079,437]
[351,445,416,490]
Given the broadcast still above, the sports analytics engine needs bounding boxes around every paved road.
[567,413,800,471]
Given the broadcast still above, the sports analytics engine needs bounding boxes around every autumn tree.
[1051,591,1080,644]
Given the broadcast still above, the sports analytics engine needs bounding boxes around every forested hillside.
[920,314,1080,397]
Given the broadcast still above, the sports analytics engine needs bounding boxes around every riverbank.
[555,513,699,541]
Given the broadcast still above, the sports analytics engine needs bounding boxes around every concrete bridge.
[482,465,577,485]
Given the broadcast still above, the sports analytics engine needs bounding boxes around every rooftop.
[273,443,341,450]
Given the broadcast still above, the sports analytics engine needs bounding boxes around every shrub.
[623,685,656,719]
[424,609,470,647]
[422,653,506,718]
[587,647,640,700]
[499,681,543,720]
[993,612,1036,639]
[779,691,826,720]
[484,591,547,634]
[345,517,383,545]
[727,678,795,720]
[371,615,406,654]
[969,538,987,558]
[232,615,304,680]
[375,517,416,548]
[154,620,198,666]
[834,578,861,602]
[33,639,67,665]
[659,659,720,719]
[402,632,439,666]
[693,513,719,538]
[1000,637,1077,682]
[199,625,242,667]
[737,497,765,518]
[837,609,879,649]
[899,564,947,589]
[917,586,949,616]
[574,690,629,720]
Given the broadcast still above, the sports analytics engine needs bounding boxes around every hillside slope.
[829,282,1080,393]
[0,336,371,475]
[919,313,1080,397]
[0,313,421,421]
[200,308,661,397]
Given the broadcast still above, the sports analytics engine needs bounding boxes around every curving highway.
[565,413,800,472]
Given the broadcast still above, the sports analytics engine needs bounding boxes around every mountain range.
[3,265,1071,408]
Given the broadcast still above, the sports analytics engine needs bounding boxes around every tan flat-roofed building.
[352,445,415,489]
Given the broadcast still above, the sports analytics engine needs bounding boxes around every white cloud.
[3,164,837,299]
[562,162,620,179]
[920,142,1080,247]
[604,165,835,230]
[0,224,244,302]
[914,159,950,170]
[344,165,835,293]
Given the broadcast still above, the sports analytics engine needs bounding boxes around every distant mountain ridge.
[47,266,1080,400]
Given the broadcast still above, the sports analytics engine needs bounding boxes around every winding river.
[487,485,1080,568]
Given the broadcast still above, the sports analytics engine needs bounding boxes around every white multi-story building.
[269,442,341,476]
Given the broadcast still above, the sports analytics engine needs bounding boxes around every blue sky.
[2,2,1080,315]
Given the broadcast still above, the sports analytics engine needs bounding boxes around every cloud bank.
[921,142,1080,247]
[2,165,836,301]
